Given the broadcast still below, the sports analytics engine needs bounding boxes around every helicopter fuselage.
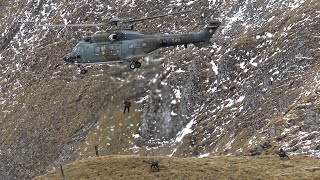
[63,20,221,69]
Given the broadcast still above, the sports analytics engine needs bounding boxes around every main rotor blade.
[37,23,106,27]
[123,10,192,23]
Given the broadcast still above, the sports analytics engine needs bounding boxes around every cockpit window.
[73,44,83,52]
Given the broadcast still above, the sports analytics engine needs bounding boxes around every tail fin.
[198,20,221,42]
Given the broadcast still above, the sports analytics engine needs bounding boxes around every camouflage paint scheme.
[63,20,221,68]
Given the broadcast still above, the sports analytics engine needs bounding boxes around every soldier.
[278,148,289,159]
[150,160,160,172]
[123,100,131,114]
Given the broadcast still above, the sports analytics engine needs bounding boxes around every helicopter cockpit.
[63,43,84,63]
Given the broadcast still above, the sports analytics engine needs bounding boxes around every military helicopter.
[39,11,221,74]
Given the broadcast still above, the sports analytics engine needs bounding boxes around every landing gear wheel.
[80,69,87,74]
[130,63,136,69]
[134,61,141,68]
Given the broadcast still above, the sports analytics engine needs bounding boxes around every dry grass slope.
[34,155,320,180]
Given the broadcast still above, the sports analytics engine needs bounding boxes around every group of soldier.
[123,99,289,173]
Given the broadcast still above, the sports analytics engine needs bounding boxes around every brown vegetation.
[34,155,320,180]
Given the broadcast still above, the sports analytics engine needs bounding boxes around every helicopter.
[39,11,221,74]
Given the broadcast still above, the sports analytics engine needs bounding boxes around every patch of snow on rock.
[175,119,195,142]
[198,153,210,158]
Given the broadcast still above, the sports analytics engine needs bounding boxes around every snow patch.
[210,61,218,75]
[248,136,257,146]
[226,98,235,108]
[173,88,181,99]
[175,68,185,73]
[198,153,210,158]
[171,99,177,104]
[224,138,235,150]
[168,148,177,157]
[236,96,245,103]
[132,134,141,139]
[175,119,195,142]
[265,32,273,38]
[288,0,305,10]
[171,111,177,116]
[186,1,195,6]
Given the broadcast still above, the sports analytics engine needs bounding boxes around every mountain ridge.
[0,0,319,179]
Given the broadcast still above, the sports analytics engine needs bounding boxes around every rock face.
[0,0,319,179]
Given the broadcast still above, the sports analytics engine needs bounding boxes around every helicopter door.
[103,44,120,61]
[120,42,128,60]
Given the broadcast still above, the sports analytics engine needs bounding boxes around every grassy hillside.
[34,155,320,180]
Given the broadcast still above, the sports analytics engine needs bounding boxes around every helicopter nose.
[63,54,74,63]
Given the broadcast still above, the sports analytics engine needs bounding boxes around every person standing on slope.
[124,100,131,114]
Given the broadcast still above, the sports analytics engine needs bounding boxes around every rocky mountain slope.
[0,0,319,179]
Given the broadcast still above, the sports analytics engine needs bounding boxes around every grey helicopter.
[39,11,221,74]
